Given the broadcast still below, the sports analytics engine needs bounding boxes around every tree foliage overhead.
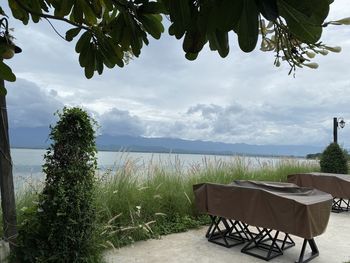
[0,0,348,82]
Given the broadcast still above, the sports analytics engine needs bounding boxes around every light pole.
[333,117,345,143]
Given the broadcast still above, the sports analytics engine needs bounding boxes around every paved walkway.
[104,212,350,263]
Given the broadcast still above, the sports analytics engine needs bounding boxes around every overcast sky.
[3,1,350,147]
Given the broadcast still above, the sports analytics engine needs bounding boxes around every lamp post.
[333,117,345,143]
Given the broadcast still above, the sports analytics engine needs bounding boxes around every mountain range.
[9,127,324,157]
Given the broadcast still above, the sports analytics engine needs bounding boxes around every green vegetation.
[95,157,319,248]
[306,153,322,160]
[14,108,101,263]
[320,143,348,174]
[1,157,319,256]
[307,149,350,161]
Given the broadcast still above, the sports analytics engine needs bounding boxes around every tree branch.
[13,0,91,33]
[45,18,66,40]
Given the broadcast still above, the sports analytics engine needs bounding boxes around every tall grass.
[1,156,319,251]
[94,156,319,248]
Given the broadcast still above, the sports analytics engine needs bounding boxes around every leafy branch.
[1,0,349,79]
[12,0,91,32]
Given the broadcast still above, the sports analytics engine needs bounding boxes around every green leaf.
[29,0,42,23]
[95,51,104,75]
[215,31,229,58]
[110,15,125,43]
[84,64,94,79]
[79,46,90,67]
[185,52,198,61]
[54,0,74,17]
[279,0,330,24]
[9,0,30,25]
[79,42,96,68]
[96,34,124,68]
[81,0,97,25]
[79,46,96,79]
[197,1,217,33]
[120,27,131,49]
[72,0,84,24]
[0,85,7,96]
[123,13,142,56]
[98,39,116,66]
[168,0,190,38]
[0,61,16,82]
[0,45,6,56]
[207,30,229,57]
[139,2,166,14]
[278,0,324,43]
[66,28,81,42]
[92,0,103,18]
[256,0,279,21]
[75,31,92,53]
[168,23,175,36]
[139,14,164,39]
[216,0,244,31]
[102,0,114,11]
[237,0,259,52]
[183,30,206,54]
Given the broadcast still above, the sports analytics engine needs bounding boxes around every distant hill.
[9,127,324,157]
[10,126,51,149]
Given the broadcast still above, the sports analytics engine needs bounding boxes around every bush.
[15,107,101,262]
[320,143,348,174]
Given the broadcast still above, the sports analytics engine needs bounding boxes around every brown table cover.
[288,172,350,199]
[193,180,332,239]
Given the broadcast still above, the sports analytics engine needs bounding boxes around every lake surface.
[11,148,314,183]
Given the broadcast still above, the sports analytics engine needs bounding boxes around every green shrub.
[320,143,348,174]
[15,107,101,262]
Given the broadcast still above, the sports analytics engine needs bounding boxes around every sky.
[3,1,350,147]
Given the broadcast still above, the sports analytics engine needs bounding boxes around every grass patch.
[1,156,319,251]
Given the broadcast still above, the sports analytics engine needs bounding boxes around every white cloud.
[98,108,144,136]
[6,78,63,128]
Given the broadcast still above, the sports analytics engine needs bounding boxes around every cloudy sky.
[3,1,350,147]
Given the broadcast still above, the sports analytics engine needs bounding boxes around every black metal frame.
[239,222,261,241]
[206,216,245,247]
[332,198,350,213]
[204,215,320,263]
[241,228,294,261]
[277,232,295,250]
[242,226,295,250]
[296,239,319,263]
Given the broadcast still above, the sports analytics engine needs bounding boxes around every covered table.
[193,180,332,262]
[288,172,350,212]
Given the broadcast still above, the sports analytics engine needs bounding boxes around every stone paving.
[104,212,350,263]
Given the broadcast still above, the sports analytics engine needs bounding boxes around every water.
[11,148,313,189]
[12,148,239,173]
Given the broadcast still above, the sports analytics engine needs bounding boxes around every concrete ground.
[104,212,350,263]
